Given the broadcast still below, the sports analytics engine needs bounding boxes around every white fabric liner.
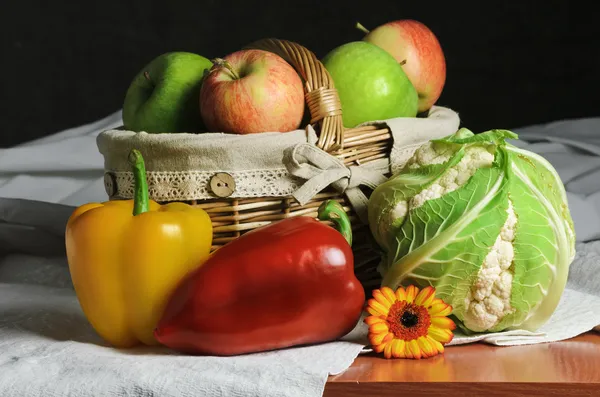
[96,106,460,207]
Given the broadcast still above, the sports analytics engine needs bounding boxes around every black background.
[1,0,598,147]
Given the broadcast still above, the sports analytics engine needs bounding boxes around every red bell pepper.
[154,200,365,356]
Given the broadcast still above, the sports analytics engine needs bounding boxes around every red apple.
[199,49,305,134]
[357,20,446,113]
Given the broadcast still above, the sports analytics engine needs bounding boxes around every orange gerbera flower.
[364,285,456,359]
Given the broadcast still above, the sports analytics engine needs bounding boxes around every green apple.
[356,20,447,113]
[123,52,213,133]
[322,41,418,128]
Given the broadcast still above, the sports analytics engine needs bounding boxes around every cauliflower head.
[368,128,576,333]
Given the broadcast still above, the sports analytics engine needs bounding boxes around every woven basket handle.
[245,38,344,152]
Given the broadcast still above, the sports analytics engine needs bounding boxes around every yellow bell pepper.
[65,149,213,348]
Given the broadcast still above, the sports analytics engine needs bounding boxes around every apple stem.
[400,59,407,66]
[355,22,370,34]
[211,58,240,80]
[143,71,151,81]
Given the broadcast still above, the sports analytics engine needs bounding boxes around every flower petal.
[383,332,395,344]
[364,315,387,326]
[407,339,422,359]
[428,326,454,344]
[417,336,437,358]
[391,339,406,359]
[373,342,387,353]
[384,340,394,359]
[429,301,452,317]
[426,335,445,354]
[380,286,398,305]
[369,322,389,334]
[405,285,419,303]
[430,316,456,331]
[415,286,436,307]
[372,289,393,309]
[369,332,388,346]
[395,287,407,302]
[403,343,414,359]
[367,299,391,316]
[366,306,383,317]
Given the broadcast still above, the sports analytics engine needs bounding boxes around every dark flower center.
[400,311,419,327]
[387,301,431,341]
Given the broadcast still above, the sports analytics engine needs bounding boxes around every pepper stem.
[128,149,150,216]
[318,200,353,247]
[355,22,371,34]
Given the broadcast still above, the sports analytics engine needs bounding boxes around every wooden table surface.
[324,332,600,397]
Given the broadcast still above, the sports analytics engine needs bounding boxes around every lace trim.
[104,146,417,202]
[104,168,304,201]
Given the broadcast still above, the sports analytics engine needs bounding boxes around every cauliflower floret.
[411,184,445,208]
[492,272,513,300]
[463,300,498,330]
[484,294,506,316]
[471,263,502,301]
[390,200,408,221]
[379,200,409,240]
[496,240,514,270]
[463,200,517,332]
[454,147,496,184]
[407,141,454,169]
[409,145,495,211]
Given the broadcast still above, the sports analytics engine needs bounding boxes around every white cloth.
[0,272,362,397]
[1,112,600,397]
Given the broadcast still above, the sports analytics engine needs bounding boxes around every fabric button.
[210,172,236,198]
[104,172,117,197]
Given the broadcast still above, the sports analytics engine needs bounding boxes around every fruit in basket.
[154,200,365,356]
[368,128,576,334]
[199,49,305,134]
[123,52,213,133]
[357,20,446,113]
[322,41,418,128]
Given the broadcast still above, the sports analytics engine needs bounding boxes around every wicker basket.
[101,38,419,292]
[197,38,393,291]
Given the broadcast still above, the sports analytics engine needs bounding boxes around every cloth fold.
[282,143,389,222]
